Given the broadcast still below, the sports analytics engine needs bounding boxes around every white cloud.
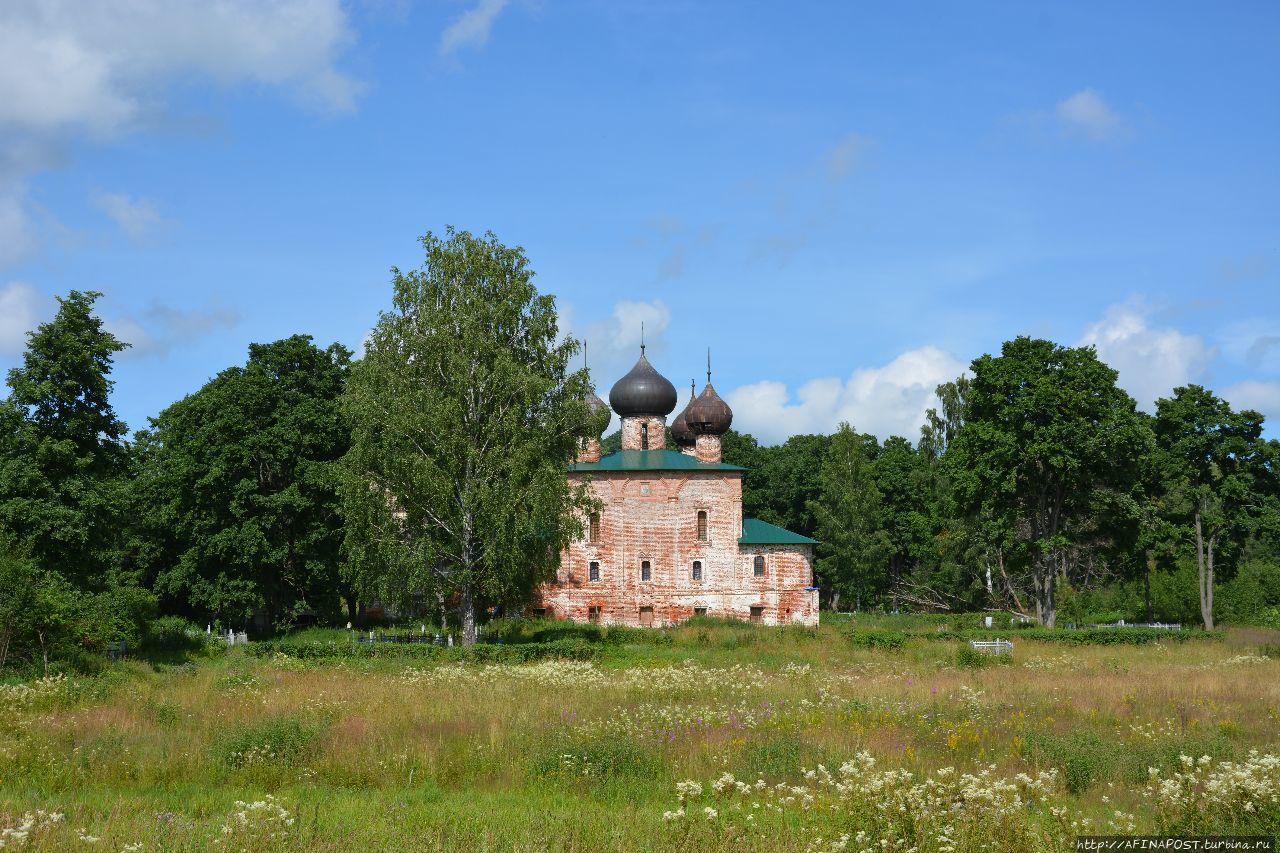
[0,281,46,356]
[1055,89,1125,141]
[826,132,869,183]
[0,0,361,268]
[108,301,241,358]
[1222,380,1280,423]
[440,0,510,58]
[0,1,361,136]
[1079,300,1214,410]
[92,191,163,242]
[727,346,967,445]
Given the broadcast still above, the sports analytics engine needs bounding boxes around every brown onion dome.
[686,382,733,435]
[608,351,677,417]
[670,384,696,447]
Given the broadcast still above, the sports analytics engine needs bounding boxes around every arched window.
[641,422,649,450]
[641,560,652,582]
[696,510,707,541]
[753,555,766,577]
[691,560,703,581]
[588,512,600,543]
[589,561,600,582]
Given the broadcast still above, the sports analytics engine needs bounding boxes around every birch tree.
[339,228,594,643]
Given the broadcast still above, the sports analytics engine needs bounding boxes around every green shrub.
[211,715,324,769]
[954,645,1012,669]
[1024,731,1112,794]
[532,730,661,780]
[143,616,205,651]
[847,630,907,650]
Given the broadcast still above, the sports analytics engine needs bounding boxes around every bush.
[143,616,205,651]
[847,630,907,650]
[954,645,1012,669]
[211,715,325,769]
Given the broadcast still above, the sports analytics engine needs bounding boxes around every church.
[533,346,819,627]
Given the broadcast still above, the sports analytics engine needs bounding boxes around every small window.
[750,606,764,624]
[691,560,702,581]
[753,555,766,577]
[589,561,600,582]
[533,607,547,618]
[641,560,651,582]
[694,607,707,617]
[640,482,650,495]
[588,606,602,623]
[588,512,600,543]
[639,606,654,627]
[641,423,649,449]
[697,510,708,541]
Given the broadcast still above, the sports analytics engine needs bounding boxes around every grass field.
[2,617,1278,851]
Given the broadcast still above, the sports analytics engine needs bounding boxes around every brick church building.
[533,346,819,627]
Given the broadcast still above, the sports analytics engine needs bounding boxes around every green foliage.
[1024,730,1112,793]
[947,337,1152,626]
[211,715,325,769]
[139,335,352,631]
[953,644,1012,669]
[847,630,907,650]
[810,423,890,608]
[143,616,205,652]
[339,228,595,642]
[0,290,131,589]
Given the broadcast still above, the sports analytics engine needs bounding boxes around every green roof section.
[738,517,818,546]
[569,449,745,473]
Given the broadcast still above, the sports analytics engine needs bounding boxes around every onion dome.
[608,349,677,416]
[687,382,733,435]
[670,382,696,448]
[584,388,611,436]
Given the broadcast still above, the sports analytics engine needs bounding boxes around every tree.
[808,423,889,611]
[947,337,1150,627]
[0,290,130,587]
[339,228,594,644]
[1152,386,1272,630]
[139,336,352,631]
[920,374,970,461]
[874,436,938,604]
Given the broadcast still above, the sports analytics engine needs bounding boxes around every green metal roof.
[738,517,818,545]
[569,449,745,473]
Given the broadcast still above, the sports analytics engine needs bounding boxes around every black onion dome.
[670,398,695,447]
[608,353,677,416]
[687,382,733,435]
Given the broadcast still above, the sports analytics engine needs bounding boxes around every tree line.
[2,230,1278,673]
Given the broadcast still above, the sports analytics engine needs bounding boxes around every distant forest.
[3,279,1279,674]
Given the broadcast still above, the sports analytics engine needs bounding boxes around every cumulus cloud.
[440,0,510,58]
[108,301,241,358]
[92,191,164,242]
[0,281,45,356]
[0,0,361,267]
[727,346,967,445]
[1055,89,1125,141]
[826,132,869,183]
[1222,380,1280,424]
[1079,300,1214,410]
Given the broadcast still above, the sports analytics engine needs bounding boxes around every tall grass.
[0,619,1277,850]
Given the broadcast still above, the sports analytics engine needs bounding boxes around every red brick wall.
[535,469,818,627]
[620,415,667,451]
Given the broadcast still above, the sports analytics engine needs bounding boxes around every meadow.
[1,616,1278,851]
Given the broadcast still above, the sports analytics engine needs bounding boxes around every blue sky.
[1,1,1277,444]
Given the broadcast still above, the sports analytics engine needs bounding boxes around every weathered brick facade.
[535,419,819,627]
